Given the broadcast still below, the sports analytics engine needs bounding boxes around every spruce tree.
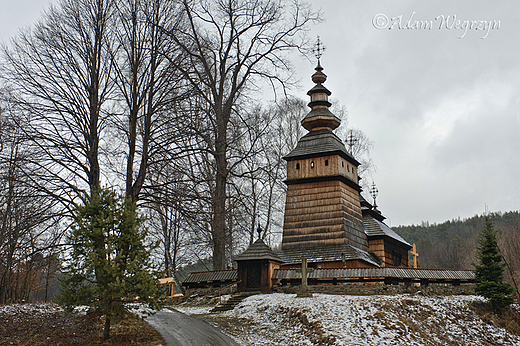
[58,188,158,340]
[474,215,514,312]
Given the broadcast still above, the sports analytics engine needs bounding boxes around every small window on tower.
[347,164,350,172]
[310,161,315,168]
[325,160,329,166]
[296,163,300,170]
[341,161,344,168]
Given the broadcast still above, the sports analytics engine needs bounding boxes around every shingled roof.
[234,238,283,262]
[276,244,380,267]
[183,270,238,284]
[273,267,475,281]
[283,129,359,166]
[363,215,411,248]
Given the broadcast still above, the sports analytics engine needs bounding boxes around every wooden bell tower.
[281,48,367,254]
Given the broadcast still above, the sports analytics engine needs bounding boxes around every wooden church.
[231,59,411,292]
[278,60,411,270]
[183,56,475,293]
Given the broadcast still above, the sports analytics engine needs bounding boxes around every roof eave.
[283,149,361,167]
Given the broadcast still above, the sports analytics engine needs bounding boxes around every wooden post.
[302,258,308,293]
[296,257,313,297]
[411,243,419,269]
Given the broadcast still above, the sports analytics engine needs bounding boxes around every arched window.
[310,161,315,169]
[296,163,300,170]
[325,159,329,166]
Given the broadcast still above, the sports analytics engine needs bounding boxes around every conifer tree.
[474,215,514,312]
[58,188,158,340]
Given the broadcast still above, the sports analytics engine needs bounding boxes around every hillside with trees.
[395,211,520,297]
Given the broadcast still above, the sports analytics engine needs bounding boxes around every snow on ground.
[0,303,63,316]
[126,303,158,318]
[174,305,213,315]
[126,302,212,317]
[173,294,231,315]
[179,293,520,346]
[0,303,63,322]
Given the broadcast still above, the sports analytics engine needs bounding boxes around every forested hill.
[394,211,520,272]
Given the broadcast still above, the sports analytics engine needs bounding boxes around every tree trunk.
[212,108,228,270]
[212,169,227,270]
[103,315,111,340]
[88,37,101,192]
[161,209,172,276]
[44,254,53,303]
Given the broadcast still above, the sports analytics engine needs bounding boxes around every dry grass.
[0,307,165,346]
[469,301,520,335]
[283,307,336,345]
[199,306,337,346]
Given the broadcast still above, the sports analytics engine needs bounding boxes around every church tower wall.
[286,155,358,182]
[282,180,366,250]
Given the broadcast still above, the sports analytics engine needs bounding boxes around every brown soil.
[0,307,165,346]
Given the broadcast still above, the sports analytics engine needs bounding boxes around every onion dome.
[301,62,341,132]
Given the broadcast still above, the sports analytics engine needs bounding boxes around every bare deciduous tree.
[1,0,117,204]
[165,0,320,269]
[112,0,188,203]
[0,97,59,303]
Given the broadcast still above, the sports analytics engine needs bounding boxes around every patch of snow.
[72,305,90,316]
[204,293,520,346]
[170,294,230,315]
[220,294,231,303]
[173,306,212,315]
[0,303,63,323]
[126,303,157,318]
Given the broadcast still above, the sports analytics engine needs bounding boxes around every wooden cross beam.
[410,243,419,269]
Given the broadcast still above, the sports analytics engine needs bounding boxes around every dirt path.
[145,308,240,346]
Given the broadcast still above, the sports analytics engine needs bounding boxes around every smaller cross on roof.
[257,225,262,240]
[312,36,326,65]
[347,130,358,154]
[370,182,379,209]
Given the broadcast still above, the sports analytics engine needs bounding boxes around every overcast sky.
[2,1,519,226]
[297,1,520,226]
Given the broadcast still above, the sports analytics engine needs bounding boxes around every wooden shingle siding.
[283,218,344,231]
[282,179,367,251]
[368,238,386,265]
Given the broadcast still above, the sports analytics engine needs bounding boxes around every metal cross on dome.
[370,182,379,208]
[312,36,326,64]
[347,130,358,154]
